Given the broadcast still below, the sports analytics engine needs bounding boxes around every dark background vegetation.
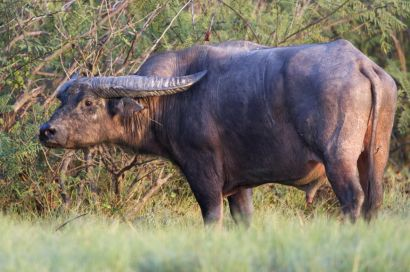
[0,0,409,219]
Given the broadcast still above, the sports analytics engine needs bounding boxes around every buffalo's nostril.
[45,127,56,137]
[39,123,57,141]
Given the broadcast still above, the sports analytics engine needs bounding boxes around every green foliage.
[386,60,410,135]
[0,197,409,271]
[0,0,409,218]
[0,122,40,179]
[0,93,13,114]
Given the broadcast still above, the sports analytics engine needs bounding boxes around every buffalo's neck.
[116,97,172,158]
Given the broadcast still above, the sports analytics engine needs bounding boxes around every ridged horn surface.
[78,71,207,98]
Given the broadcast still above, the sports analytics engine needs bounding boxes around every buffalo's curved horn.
[78,71,207,98]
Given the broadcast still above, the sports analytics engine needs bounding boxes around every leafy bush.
[0,0,409,218]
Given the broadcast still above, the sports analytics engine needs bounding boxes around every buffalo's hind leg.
[228,188,253,227]
[324,157,364,222]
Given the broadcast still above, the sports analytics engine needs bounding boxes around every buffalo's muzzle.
[39,123,60,147]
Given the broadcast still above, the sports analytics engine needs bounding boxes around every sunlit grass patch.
[0,168,408,272]
[0,208,409,272]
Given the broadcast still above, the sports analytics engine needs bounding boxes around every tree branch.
[130,168,171,215]
[133,0,192,73]
[279,0,351,45]
[390,32,407,73]
[217,0,260,43]
[123,3,165,65]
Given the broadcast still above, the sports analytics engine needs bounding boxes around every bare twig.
[98,146,154,196]
[391,142,410,153]
[1,86,44,132]
[5,0,131,101]
[33,71,57,77]
[274,1,280,45]
[79,148,98,195]
[125,168,156,198]
[279,0,351,45]
[117,156,139,176]
[99,145,119,173]
[217,0,260,43]
[0,10,65,35]
[40,146,55,174]
[204,13,215,42]
[133,0,192,73]
[110,167,158,212]
[130,168,171,214]
[191,0,198,40]
[390,32,407,73]
[91,33,111,74]
[43,63,79,108]
[6,31,47,51]
[280,0,311,45]
[32,42,74,75]
[55,212,88,231]
[12,86,44,112]
[0,49,65,87]
[57,151,75,207]
[123,4,165,65]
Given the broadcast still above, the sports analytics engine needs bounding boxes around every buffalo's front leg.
[190,181,223,227]
[180,159,224,227]
[228,188,253,227]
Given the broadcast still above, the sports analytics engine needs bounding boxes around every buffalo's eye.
[85,100,93,107]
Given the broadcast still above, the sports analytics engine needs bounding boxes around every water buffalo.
[40,40,397,226]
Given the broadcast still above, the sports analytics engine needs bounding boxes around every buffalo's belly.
[221,137,323,195]
[222,161,325,196]
[287,163,325,186]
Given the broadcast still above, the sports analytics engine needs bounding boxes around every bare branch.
[391,142,410,153]
[117,156,139,176]
[12,86,44,112]
[56,151,75,207]
[130,168,171,215]
[279,0,351,45]
[390,32,407,73]
[132,0,192,73]
[204,13,215,42]
[191,0,198,40]
[1,86,44,132]
[123,4,164,65]
[55,212,88,231]
[6,31,47,51]
[217,0,260,43]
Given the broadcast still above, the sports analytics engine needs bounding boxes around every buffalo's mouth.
[39,137,64,148]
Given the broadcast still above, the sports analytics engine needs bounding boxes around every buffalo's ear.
[109,97,144,117]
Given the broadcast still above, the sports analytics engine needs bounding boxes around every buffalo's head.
[39,71,206,149]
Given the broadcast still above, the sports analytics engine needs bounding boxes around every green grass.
[0,212,409,271]
[0,181,409,272]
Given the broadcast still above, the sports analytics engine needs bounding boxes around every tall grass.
[0,179,408,272]
[0,211,409,272]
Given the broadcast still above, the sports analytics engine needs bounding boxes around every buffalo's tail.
[361,66,383,220]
